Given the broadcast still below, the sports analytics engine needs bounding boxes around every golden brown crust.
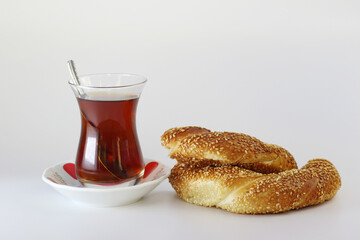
[169,159,341,214]
[173,159,290,174]
[161,127,297,173]
[161,126,211,149]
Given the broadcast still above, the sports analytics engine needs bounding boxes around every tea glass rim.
[68,73,147,89]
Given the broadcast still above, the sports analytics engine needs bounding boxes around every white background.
[1,0,359,239]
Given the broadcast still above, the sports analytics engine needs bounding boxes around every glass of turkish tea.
[69,73,147,186]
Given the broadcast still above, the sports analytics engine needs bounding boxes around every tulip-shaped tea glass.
[69,73,147,185]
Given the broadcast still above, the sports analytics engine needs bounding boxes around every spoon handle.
[67,60,81,85]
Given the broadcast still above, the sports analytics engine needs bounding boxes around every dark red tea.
[75,97,144,184]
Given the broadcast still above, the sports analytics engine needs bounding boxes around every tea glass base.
[79,170,145,189]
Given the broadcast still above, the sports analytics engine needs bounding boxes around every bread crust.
[161,126,297,173]
[169,159,341,214]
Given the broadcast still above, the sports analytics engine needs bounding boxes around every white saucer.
[42,159,170,207]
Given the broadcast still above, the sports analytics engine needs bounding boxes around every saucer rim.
[42,159,170,192]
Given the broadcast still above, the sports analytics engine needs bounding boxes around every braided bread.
[161,126,297,173]
[169,159,341,214]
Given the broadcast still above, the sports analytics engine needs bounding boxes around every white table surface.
[1,1,359,239]
[1,163,359,240]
